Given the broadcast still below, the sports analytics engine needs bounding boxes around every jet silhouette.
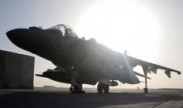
[7,24,181,93]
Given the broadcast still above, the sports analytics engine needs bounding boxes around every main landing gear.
[97,83,109,93]
[70,84,85,94]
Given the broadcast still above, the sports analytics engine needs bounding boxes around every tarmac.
[0,88,183,108]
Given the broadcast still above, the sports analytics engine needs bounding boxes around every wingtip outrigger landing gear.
[144,87,148,94]
[144,70,148,94]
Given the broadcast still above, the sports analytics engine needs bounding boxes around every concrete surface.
[0,50,34,89]
[0,88,182,108]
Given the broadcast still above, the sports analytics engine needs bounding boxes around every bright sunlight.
[76,0,161,61]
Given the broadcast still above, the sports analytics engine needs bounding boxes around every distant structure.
[0,50,34,89]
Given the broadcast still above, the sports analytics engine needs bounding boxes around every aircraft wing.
[124,55,181,78]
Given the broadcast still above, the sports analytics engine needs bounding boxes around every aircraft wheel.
[70,84,85,94]
[104,85,109,93]
[144,87,148,94]
[97,83,109,93]
[70,86,74,93]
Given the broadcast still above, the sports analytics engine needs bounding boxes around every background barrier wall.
[0,50,34,89]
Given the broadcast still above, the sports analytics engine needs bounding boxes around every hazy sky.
[0,0,182,89]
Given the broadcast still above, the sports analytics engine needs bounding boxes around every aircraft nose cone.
[6,29,18,42]
[6,28,34,50]
[6,29,26,46]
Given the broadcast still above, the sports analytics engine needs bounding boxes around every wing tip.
[177,71,181,75]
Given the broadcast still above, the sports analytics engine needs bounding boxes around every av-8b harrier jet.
[7,24,181,93]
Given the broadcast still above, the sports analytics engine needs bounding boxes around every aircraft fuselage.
[7,26,140,86]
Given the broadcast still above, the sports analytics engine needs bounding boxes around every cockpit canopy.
[46,24,78,38]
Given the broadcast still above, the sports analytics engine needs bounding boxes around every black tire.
[104,85,109,93]
[97,83,103,93]
[97,83,109,93]
[70,86,74,93]
[70,84,84,94]
[144,87,148,94]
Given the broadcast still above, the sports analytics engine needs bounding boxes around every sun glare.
[76,0,161,60]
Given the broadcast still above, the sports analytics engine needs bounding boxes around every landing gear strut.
[97,83,109,93]
[144,71,148,94]
[70,84,85,94]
